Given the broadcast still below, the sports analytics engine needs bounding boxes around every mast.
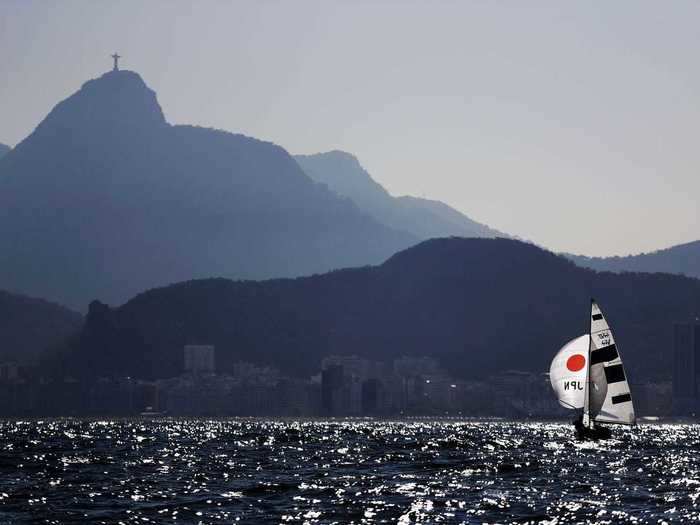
[582,299,593,428]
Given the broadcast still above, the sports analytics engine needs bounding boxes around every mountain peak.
[302,149,359,162]
[23,69,167,148]
[83,69,152,92]
[295,151,508,241]
[295,150,384,194]
[565,239,700,279]
[297,149,356,159]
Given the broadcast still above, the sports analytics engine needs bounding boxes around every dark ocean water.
[0,419,697,524]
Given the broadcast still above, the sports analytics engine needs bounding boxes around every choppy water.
[0,419,699,523]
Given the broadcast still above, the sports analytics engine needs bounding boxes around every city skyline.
[2,1,700,256]
[2,3,699,521]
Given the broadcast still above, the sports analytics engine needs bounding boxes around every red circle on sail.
[567,354,585,372]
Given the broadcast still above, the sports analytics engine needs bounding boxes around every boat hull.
[573,418,612,440]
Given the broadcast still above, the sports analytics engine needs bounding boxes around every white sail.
[549,335,589,409]
[588,300,635,425]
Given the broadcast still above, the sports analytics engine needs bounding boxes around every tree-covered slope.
[57,238,700,383]
[0,290,82,363]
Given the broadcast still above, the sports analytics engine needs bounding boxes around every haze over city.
[3,2,700,522]
[2,1,699,256]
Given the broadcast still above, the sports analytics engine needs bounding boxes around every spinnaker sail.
[549,335,589,410]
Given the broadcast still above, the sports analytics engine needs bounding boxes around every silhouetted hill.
[0,71,416,310]
[295,151,506,240]
[0,290,82,363]
[566,240,700,280]
[0,144,9,159]
[55,238,700,383]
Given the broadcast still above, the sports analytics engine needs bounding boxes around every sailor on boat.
[549,299,636,440]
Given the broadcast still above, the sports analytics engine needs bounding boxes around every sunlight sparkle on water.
[0,420,698,523]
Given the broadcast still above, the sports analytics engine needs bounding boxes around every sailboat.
[549,299,636,440]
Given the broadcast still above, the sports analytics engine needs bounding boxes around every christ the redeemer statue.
[111,53,121,71]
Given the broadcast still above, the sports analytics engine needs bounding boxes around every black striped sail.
[588,301,636,425]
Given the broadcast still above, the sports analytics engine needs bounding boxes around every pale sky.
[1,1,699,256]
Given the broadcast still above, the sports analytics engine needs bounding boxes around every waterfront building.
[183,345,215,374]
[672,322,700,416]
[321,363,346,415]
[320,356,379,415]
[0,362,19,383]
[393,356,442,378]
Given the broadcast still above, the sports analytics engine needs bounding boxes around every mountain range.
[295,151,505,241]
[565,241,700,280]
[5,65,695,320]
[0,289,82,363]
[0,143,10,159]
[0,70,417,310]
[50,238,700,383]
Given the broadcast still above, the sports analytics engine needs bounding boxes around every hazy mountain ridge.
[53,238,700,383]
[565,240,700,280]
[294,151,506,240]
[0,71,416,310]
[0,144,9,159]
[0,289,82,363]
